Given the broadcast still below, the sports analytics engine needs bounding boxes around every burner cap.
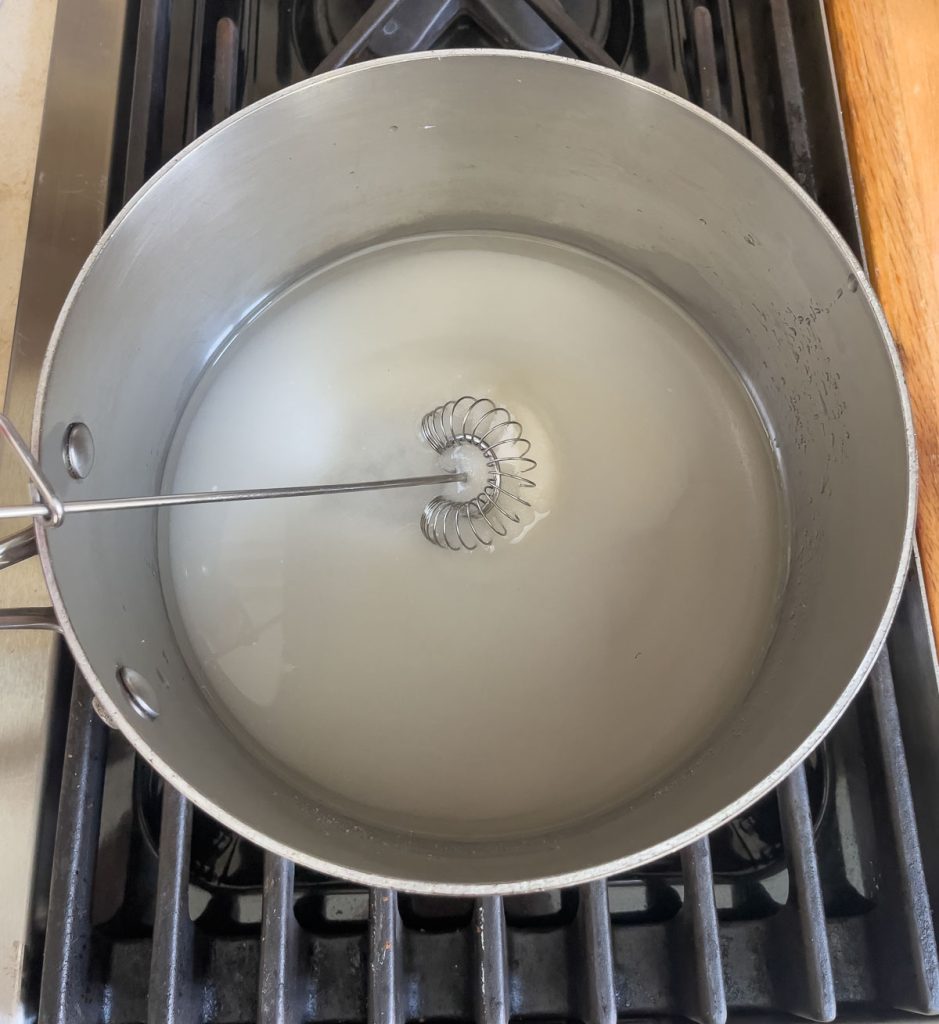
[298,0,611,67]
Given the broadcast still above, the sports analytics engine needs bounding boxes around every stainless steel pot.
[0,51,915,894]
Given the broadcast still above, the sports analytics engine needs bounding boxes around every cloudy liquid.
[161,232,786,840]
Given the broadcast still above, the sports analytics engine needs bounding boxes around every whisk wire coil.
[419,396,536,551]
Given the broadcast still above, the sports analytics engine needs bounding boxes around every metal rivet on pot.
[63,421,95,479]
[116,666,159,720]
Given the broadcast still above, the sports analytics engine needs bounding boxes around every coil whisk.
[419,396,536,551]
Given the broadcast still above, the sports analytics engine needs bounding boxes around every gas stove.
[3,2,939,1021]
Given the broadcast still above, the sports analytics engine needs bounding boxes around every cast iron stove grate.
[23,1,939,1021]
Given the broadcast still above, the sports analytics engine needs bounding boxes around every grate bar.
[123,0,173,198]
[258,854,298,1024]
[473,897,509,1024]
[677,839,727,1024]
[213,16,239,125]
[148,788,197,1023]
[183,0,206,144]
[777,765,836,1021]
[768,0,817,196]
[38,677,107,1024]
[715,0,747,134]
[368,888,403,1024]
[518,0,618,68]
[577,880,616,1024]
[692,5,722,119]
[869,653,939,1013]
[160,0,205,162]
[315,0,403,74]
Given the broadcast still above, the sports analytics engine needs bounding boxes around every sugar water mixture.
[161,232,786,840]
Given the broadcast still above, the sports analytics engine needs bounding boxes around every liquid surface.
[162,233,785,839]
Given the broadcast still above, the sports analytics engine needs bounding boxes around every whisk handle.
[0,472,466,521]
[0,413,464,523]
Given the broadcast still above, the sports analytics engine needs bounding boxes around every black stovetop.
[26,2,939,1021]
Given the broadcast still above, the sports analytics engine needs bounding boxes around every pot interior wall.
[36,53,911,888]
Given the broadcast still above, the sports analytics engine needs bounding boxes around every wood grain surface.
[827,0,939,638]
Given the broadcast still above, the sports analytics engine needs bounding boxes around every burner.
[296,0,612,68]
[136,760,266,890]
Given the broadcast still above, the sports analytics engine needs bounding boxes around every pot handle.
[0,607,61,631]
[0,525,38,568]
[0,527,60,631]
[0,418,61,632]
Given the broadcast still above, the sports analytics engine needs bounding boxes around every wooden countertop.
[827,1,939,638]
[0,0,57,402]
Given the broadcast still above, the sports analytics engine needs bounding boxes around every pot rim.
[31,49,918,895]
